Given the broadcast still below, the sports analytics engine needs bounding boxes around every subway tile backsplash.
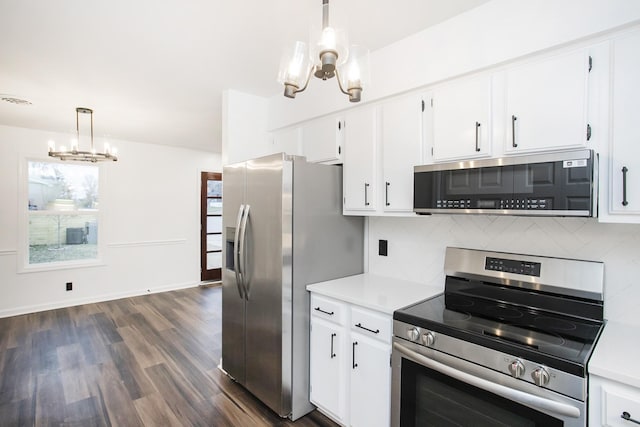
[368,215,640,325]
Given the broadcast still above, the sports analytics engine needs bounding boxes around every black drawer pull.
[330,333,336,359]
[622,411,640,425]
[622,166,629,207]
[314,307,334,316]
[352,341,358,369]
[355,323,380,334]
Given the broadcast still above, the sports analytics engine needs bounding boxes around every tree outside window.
[28,161,99,265]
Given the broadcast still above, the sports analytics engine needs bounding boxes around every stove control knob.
[532,367,550,387]
[407,328,420,342]
[508,359,525,378]
[421,331,436,347]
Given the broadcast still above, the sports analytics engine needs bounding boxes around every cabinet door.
[505,49,590,153]
[349,333,391,427]
[432,74,492,161]
[610,32,640,215]
[343,106,378,212]
[310,318,346,422]
[301,115,344,164]
[381,94,425,212]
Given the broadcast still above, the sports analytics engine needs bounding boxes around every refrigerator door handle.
[233,204,245,299]
[239,204,251,300]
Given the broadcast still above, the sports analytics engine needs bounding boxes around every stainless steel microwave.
[414,149,597,216]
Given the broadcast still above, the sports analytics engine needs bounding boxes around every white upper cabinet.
[271,126,302,156]
[504,48,591,154]
[432,73,492,161]
[300,115,344,164]
[343,106,378,213]
[606,31,640,220]
[380,93,426,213]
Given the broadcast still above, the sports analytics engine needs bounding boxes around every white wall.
[367,216,640,326]
[267,0,640,130]
[0,124,221,317]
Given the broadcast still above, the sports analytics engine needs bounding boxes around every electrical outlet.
[66,282,72,291]
[378,239,388,256]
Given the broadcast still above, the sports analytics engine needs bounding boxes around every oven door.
[391,338,586,427]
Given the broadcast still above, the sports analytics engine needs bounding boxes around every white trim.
[0,250,17,256]
[0,280,200,319]
[108,238,187,248]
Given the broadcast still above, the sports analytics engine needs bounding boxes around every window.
[27,161,99,266]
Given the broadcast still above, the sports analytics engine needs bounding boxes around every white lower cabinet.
[310,293,392,427]
[590,376,640,426]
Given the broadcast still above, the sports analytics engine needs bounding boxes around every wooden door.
[201,172,222,281]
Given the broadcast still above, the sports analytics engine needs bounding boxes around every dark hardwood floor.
[0,286,338,426]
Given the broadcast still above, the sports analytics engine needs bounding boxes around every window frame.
[18,157,106,273]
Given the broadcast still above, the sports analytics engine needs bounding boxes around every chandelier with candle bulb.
[277,0,370,102]
[48,107,118,163]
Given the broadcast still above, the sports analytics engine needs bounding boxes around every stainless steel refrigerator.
[221,153,364,420]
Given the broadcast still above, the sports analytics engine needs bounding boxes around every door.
[201,172,222,281]
[610,31,640,214]
[432,74,492,161]
[504,48,590,154]
[343,106,378,212]
[381,93,425,212]
[310,317,346,422]
[221,163,246,383]
[350,334,391,427]
[243,153,291,416]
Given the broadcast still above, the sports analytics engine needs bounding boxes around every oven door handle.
[393,342,581,419]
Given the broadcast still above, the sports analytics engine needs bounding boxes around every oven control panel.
[485,257,541,277]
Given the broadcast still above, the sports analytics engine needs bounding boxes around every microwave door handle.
[238,204,251,300]
[233,205,245,299]
[392,342,580,419]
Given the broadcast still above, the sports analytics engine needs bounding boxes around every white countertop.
[589,320,640,389]
[306,273,443,315]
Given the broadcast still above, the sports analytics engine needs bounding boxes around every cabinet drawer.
[603,386,640,426]
[351,306,391,344]
[311,294,346,325]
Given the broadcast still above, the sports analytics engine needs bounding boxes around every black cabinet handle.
[330,333,336,359]
[355,323,380,334]
[622,166,629,207]
[475,122,481,152]
[352,341,358,369]
[314,307,334,316]
[511,115,518,148]
[622,411,640,425]
[364,183,370,206]
[385,182,390,206]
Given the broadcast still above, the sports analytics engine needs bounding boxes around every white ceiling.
[0,0,489,153]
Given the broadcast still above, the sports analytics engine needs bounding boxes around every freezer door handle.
[233,205,245,299]
[239,204,251,300]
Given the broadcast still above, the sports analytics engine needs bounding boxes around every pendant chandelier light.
[48,107,118,162]
[277,0,370,103]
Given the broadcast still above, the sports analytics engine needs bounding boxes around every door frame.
[201,171,222,282]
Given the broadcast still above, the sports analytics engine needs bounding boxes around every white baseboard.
[0,280,200,318]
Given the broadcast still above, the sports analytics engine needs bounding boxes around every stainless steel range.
[391,247,605,427]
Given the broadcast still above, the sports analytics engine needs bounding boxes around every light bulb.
[48,140,55,152]
[104,142,111,154]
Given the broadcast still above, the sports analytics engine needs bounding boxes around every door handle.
[233,205,244,299]
[475,122,481,152]
[385,181,390,206]
[622,166,629,207]
[330,333,336,359]
[239,204,250,300]
[393,342,580,419]
[364,183,370,206]
[511,115,518,148]
[352,341,358,369]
